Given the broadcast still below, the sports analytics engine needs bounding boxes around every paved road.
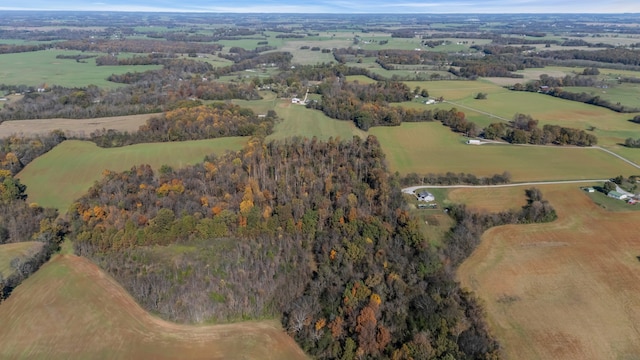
[402,179,608,193]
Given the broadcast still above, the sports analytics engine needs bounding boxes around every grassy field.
[0,242,44,278]
[267,100,367,141]
[457,184,640,359]
[18,138,246,212]
[564,84,640,111]
[405,79,506,101]
[0,254,307,359]
[402,79,640,148]
[0,50,162,89]
[371,122,638,181]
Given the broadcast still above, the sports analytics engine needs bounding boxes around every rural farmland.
[0,254,307,360]
[457,184,640,359]
[1,10,640,360]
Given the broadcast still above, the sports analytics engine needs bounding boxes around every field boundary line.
[402,179,608,193]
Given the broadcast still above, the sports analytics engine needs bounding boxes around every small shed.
[466,139,481,145]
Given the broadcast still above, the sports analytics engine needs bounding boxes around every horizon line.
[1,9,639,14]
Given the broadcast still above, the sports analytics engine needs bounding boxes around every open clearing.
[0,50,162,89]
[0,114,156,138]
[0,254,307,359]
[0,242,43,277]
[371,122,638,181]
[267,100,367,141]
[457,184,640,359]
[18,138,246,212]
[447,187,529,213]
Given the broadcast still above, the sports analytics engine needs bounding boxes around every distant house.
[425,99,436,105]
[583,187,595,193]
[416,190,435,202]
[291,97,301,104]
[466,139,481,145]
[607,191,628,200]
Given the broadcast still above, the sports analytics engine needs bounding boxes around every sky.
[0,0,638,14]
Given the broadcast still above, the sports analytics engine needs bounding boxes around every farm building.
[607,191,628,200]
[466,139,481,145]
[416,190,435,202]
[583,187,595,193]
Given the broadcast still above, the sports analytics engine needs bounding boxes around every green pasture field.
[267,101,366,141]
[411,80,640,146]
[0,40,53,45]
[370,122,639,181]
[455,91,639,143]
[0,254,307,359]
[232,91,366,141]
[406,79,507,101]
[18,138,246,213]
[563,84,640,110]
[0,242,43,278]
[0,50,162,89]
[231,91,280,114]
[285,47,337,66]
[348,57,457,81]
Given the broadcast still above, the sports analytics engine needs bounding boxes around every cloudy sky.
[0,0,638,13]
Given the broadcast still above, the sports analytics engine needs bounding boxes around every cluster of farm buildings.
[584,186,639,205]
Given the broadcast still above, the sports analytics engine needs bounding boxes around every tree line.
[87,102,277,147]
[445,188,557,266]
[0,168,67,302]
[483,113,597,146]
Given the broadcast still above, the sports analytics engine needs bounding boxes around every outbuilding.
[416,190,435,202]
[607,191,628,200]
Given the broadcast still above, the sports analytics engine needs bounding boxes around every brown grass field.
[447,187,529,213]
[0,114,156,139]
[0,254,308,359]
[457,184,640,359]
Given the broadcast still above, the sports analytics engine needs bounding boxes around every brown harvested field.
[0,254,308,360]
[448,187,529,213]
[457,184,640,360]
[0,114,157,138]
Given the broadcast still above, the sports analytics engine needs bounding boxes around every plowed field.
[458,184,640,359]
[0,254,308,360]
